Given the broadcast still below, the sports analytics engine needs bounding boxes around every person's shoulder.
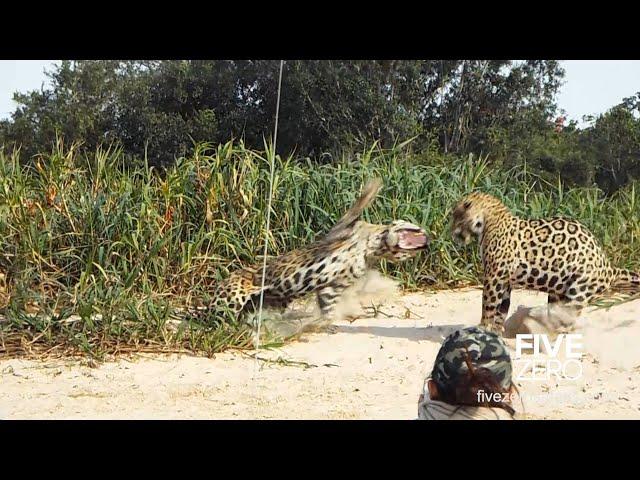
[419,398,515,420]
[419,399,461,420]
[450,406,514,420]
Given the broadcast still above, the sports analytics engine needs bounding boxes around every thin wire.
[254,60,284,355]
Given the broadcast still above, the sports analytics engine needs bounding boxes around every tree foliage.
[1,60,638,192]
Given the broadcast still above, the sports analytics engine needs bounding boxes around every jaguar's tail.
[321,178,382,243]
[611,268,640,294]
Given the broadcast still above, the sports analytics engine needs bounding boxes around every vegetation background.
[1,60,638,357]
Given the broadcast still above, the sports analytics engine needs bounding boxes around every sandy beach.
[1,285,639,420]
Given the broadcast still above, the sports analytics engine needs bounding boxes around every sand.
[1,287,639,420]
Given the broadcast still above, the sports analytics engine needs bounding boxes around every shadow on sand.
[333,323,469,343]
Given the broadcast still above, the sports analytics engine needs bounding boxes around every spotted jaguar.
[451,191,640,334]
[197,179,430,330]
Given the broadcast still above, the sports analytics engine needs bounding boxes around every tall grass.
[1,139,639,358]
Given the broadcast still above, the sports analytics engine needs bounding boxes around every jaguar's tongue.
[397,230,429,249]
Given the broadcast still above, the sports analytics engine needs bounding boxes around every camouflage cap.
[431,326,512,392]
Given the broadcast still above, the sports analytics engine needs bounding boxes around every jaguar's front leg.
[481,276,512,336]
[316,284,348,334]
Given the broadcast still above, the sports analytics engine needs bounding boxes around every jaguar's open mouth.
[386,226,430,260]
[396,228,430,250]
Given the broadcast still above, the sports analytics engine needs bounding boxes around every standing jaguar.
[451,191,640,334]
[196,179,430,330]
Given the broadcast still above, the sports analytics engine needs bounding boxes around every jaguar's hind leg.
[546,289,589,332]
[200,269,267,324]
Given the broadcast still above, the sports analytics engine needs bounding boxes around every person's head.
[426,326,518,415]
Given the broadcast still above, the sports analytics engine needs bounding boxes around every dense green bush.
[1,140,639,357]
